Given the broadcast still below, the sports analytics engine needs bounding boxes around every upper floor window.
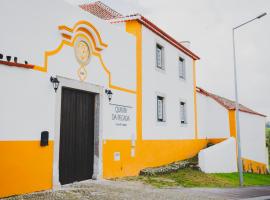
[179,57,185,79]
[157,96,165,122]
[156,44,164,70]
[180,101,187,124]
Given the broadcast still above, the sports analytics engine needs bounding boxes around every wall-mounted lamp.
[50,76,60,92]
[105,89,113,102]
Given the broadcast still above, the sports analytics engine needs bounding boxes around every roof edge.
[139,16,200,60]
[196,87,266,118]
[229,108,267,117]
[110,14,200,60]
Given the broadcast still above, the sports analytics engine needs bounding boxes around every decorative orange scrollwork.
[74,37,91,81]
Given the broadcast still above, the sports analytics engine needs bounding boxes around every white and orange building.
[0,0,268,198]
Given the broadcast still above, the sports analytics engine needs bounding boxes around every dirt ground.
[4,179,270,200]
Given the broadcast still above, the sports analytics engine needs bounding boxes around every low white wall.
[199,137,237,173]
[239,112,266,164]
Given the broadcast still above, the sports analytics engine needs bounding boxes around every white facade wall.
[197,93,230,139]
[239,112,267,164]
[0,67,55,141]
[199,137,237,173]
[0,0,137,142]
[141,26,195,140]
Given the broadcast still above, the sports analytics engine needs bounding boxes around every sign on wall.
[110,103,132,127]
[103,100,136,140]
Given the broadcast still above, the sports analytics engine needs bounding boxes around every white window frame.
[156,94,166,122]
[180,100,187,125]
[179,56,186,80]
[156,43,165,70]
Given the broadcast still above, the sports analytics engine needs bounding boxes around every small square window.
[157,96,165,121]
[179,57,185,79]
[180,101,187,124]
[156,44,164,69]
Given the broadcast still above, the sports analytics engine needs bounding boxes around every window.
[179,57,185,79]
[156,44,164,69]
[180,101,187,124]
[157,96,165,121]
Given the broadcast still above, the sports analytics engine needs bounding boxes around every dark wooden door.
[59,87,95,185]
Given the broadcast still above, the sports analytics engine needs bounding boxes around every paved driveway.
[4,180,270,200]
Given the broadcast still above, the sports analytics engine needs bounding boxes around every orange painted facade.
[103,139,208,178]
[242,158,268,174]
[0,141,53,198]
[228,110,237,138]
[208,138,227,144]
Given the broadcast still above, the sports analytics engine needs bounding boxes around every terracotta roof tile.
[197,87,266,117]
[80,1,123,20]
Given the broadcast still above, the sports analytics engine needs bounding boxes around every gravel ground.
[3,180,270,200]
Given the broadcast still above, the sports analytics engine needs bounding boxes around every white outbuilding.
[197,87,268,174]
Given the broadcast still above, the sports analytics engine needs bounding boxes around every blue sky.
[68,0,270,120]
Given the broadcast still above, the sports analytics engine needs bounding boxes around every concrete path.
[4,180,270,200]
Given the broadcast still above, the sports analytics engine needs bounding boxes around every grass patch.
[214,172,270,187]
[121,168,270,188]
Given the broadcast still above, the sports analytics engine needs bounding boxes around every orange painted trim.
[228,110,239,161]
[76,27,103,51]
[193,60,198,139]
[35,22,136,94]
[59,20,108,48]
[92,45,136,94]
[61,33,72,40]
[109,85,136,94]
[58,25,73,32]
[228,110,236,138]
[74,20,108,48]
[126,20,142,140]
[208,138,227,144]
[34,40,71,72]
[242,158,267,174]
[103,139,208,178]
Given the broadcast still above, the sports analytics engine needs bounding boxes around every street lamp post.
[232,12,267,186]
